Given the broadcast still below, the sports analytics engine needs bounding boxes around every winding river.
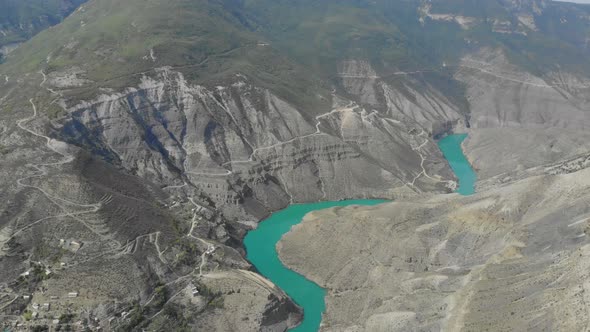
[438,134,477,196]
[244,134,476,331]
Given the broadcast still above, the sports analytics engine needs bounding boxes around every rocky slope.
[0,87,304,330]
[0,65,458,330]
[49,65,459,226]
[337,60,468,137]
[279,158,590,331]
[463,128,590,180]
[0,15,459,332]
[455,49,590,130]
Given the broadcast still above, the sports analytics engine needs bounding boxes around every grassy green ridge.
[1,0,331,114]
[233,0,590,75]
[2,0,590,115]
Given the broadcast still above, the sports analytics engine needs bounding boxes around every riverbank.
[438,134,477,195]
[245,134,477,331]
[244,200,387,332]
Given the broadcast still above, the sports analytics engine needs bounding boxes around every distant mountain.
[0,0,87,51]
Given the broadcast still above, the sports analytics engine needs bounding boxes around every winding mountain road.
[10,95,116,247]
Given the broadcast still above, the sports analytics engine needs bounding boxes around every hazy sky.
[554,0,590,3]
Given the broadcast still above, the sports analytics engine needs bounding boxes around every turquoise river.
[244,134,476,331]
[437,133,477,196]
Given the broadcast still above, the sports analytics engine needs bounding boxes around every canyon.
[0,0,589,330]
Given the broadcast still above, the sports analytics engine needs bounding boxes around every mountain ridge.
[0,0,87,52]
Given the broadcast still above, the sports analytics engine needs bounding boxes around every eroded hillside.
[279,156,590,331]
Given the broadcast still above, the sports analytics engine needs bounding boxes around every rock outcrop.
[338,59,467,137]
[58,67,457,226]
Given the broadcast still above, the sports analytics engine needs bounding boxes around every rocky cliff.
[56,66,459,222]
